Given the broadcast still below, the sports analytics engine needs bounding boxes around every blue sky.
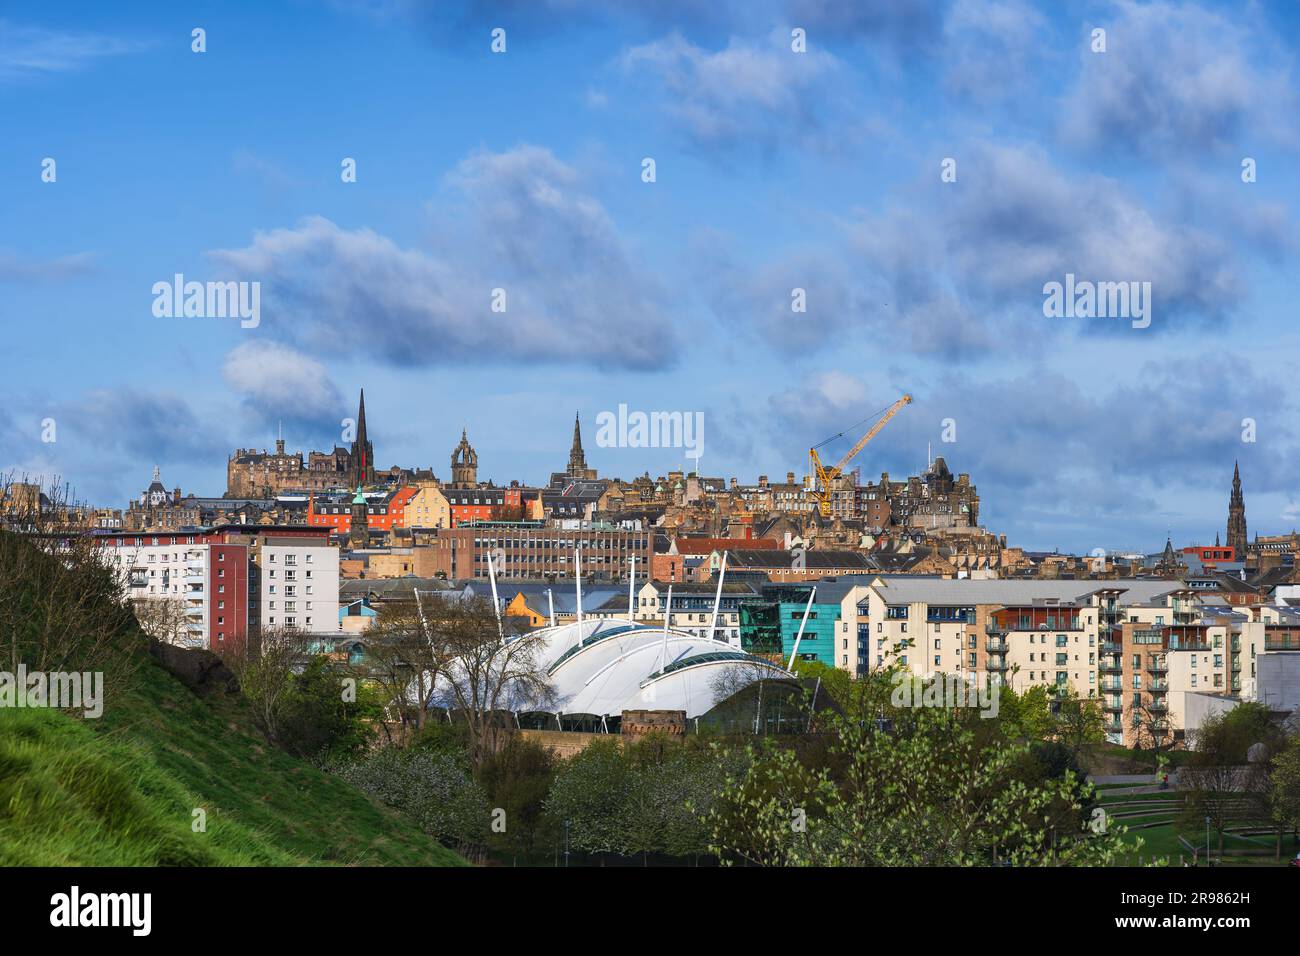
[2,0,1298,553]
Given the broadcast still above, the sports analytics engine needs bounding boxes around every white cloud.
[619,29,855,152]
[0,20,147,81]
[222,342,342,422]
[209,146,676,371]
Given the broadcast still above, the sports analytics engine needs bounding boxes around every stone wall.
[621,709,686,741]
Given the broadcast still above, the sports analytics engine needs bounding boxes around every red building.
[309,486,417,534]
[443,486,523,527]
[1181,545,1236,569]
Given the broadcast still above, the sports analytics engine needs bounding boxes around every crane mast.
[808,394,912,518]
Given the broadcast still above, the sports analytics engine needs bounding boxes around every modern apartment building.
[98,524,339,652]
[635,580,763,647]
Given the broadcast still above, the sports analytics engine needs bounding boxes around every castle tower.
[350,389,375,487]
[450,429,478,488]
[348,486,369,549]
[568,412,589,477]
[1227,461,1247,559]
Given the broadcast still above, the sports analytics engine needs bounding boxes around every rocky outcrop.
[146,639,239,697]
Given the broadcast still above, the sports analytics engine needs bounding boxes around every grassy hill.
[0,650,464,866]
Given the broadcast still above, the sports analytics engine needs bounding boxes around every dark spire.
[1227,461,1247,559]
[351,388,375,487]
[568,411,588,476]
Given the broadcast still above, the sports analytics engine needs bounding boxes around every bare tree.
[365,593,444,735]
[1129,701,1175,767]
[222,626,308,745]
[131,597,191,646]
[425,597,555,768]
[0,473,142,705]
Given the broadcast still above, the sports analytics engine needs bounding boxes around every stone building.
[225,389,376,497]
[858,456,980,531]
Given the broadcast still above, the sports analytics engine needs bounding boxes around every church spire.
[351,388,375,487]
[568,411,588,477]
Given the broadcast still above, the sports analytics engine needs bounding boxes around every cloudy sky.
[2,0,1298,553]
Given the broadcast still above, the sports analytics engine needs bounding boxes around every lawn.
[0,654,465,867]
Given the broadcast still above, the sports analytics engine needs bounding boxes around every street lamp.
[1205,815,1211,866]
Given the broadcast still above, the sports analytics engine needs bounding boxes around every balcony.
[184,605,204,618]
[985,638,1009,654]
[1100,642,1121,656]
[1145,659,1168,675]
[1100,678,1122,692]
[985,621,1009,636]
[985,658,1010,671]
[1105,720,1124,734]
[1099,660,1123,674]
[1148,680,1168,693]
[1148,701,1168,714]
[1103,699,1123,712]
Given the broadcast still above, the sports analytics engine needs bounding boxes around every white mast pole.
[627,553,637,624]
[546,588,556,628]
[706,551,728,644]
[574,544,583,632]
[786,586,817,673]
[660,585,673,671]
[485,545,505,644]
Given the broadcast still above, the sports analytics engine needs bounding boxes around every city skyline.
[3,0,1299,551]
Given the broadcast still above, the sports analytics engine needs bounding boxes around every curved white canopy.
[426,616,792,720]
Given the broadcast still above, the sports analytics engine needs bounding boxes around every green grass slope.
[0,654,464,867]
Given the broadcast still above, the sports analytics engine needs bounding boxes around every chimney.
[786,471,795,484]
[758,475,768,488]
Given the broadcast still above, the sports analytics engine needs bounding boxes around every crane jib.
[807,394,912,516]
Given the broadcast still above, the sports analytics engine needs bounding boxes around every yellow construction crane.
[808,394,912,517]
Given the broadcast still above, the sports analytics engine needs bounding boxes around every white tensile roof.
[428,616,792,720]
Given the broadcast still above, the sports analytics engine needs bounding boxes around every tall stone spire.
[1227,461,1247,560]
[350,388,375,487]
[568,411,588,477]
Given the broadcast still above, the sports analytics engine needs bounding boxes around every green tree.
[706,702,1130,866]
[544,739,634,857]
[278,657,377,759]
[1050,687,1106,760]
[1270,736,1300,859]
[478,736,558,863]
